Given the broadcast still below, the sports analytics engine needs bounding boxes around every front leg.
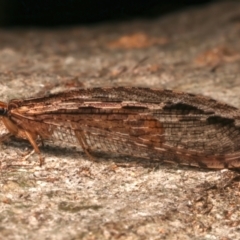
[1,116,44,166]
[0,130,44,166]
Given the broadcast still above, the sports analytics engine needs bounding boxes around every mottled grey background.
[0,1,240,239]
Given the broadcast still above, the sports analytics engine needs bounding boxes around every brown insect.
[0,87,240,169]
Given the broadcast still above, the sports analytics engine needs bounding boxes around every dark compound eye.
[0,107,7,116]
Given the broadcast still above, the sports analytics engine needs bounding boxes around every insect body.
[1,87,240,169]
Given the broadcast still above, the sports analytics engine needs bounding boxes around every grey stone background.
[0,1,240,239]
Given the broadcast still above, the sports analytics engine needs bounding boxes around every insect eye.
[0,107,7,116]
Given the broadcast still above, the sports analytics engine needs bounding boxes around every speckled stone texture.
[0,1,240,239]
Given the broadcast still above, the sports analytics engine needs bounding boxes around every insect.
[0,87,240,169]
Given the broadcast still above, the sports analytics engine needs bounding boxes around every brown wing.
[7,87,240,169]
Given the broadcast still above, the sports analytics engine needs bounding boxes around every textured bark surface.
[0,1,240,239]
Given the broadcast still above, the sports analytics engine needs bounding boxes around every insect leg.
[24,131,44,166]
[74,130,95,161]
[0,132,13,142]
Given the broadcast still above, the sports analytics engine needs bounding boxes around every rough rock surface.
[0,1,240,239]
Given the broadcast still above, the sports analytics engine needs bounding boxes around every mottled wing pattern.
[7,87,240,169]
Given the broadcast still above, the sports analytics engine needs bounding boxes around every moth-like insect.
[0,87,240,169]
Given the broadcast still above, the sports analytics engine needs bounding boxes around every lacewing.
[0,87,240,169]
